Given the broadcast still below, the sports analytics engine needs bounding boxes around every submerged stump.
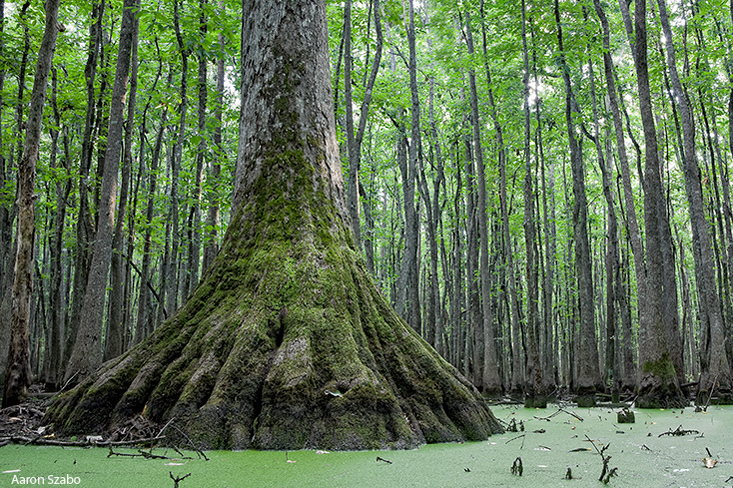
[45,0,502,450]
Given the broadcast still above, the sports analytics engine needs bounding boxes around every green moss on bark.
[637,353,687,408]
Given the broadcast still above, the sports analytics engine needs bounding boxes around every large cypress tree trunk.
[47,0,501,450]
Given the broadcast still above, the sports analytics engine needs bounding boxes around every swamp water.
[1,405,731,487]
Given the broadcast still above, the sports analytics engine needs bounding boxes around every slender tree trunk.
[3,0,60,406]
[554,0,602,404]
[65,0,140,385]
[416,133,437,347]
[593,1,648,376]
[203,0,226,275]
[452,143,465,372]
[64,0,106,378]
[656,0,731,401]
[46,67,71,389]
[464,9,500,395]
[632,0,685,407]
[167,0,188,314]
[426,69,445,353]
[187,0,208,295]
[520,0,543,406]
[586,43,620,397]
[106,16,138,361]
[0,0,9,387]
[462,130,480,383]
[395,0,421,333]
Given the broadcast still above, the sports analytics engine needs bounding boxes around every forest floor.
[0,400,732,487]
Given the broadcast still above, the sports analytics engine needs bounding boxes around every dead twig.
[169,425,209,461]
[585,435,618,483]
[506,418,524,432]
[603,466,618,483]
[505,434,526,449]
[169,471,190,488]
[376,456,392,464]
[157,417,176,438]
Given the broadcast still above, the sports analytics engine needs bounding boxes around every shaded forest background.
[1,0,732,405]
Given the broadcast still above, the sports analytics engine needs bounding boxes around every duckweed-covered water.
[1,405,731,487]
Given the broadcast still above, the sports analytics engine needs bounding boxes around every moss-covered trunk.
[45,0,501,450]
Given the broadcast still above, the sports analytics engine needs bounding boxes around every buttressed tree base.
[45,0,502,450]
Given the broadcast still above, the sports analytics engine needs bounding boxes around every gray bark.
[106,15,138,361]
[64,0,105,378]
[64,0,140,384]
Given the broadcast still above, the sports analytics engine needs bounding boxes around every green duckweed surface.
[1,405,731,487]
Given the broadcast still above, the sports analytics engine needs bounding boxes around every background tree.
[3,0,61,407]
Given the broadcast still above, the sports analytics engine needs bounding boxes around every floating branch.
[0,435,165,447]
[534,408,584,422]
[657,425,700,438]
[376,456,392,464]
[169,425,209,461]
